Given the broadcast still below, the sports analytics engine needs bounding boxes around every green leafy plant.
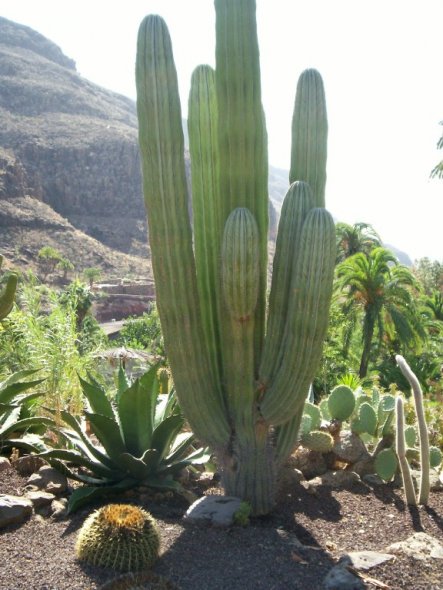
[40,365,210,512]
[0,369,53,453]
[136,0,335,515]
[233,501,252,527]
[0,278,99,413]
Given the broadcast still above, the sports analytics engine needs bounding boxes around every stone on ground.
[184,495,242,527]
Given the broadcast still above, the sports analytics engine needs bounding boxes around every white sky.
[2,0,442,261]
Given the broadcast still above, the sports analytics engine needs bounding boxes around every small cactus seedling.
[76,504,160,572]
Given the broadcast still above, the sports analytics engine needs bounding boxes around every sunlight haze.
[2,0,442,262]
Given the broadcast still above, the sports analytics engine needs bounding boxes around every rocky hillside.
[0,17,289,281]
[0,16,151,278]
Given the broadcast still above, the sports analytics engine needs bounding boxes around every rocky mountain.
[0,17,289,282]
[0,16,150,279]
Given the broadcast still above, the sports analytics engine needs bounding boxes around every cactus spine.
[136,1,336,514]
[395,355,430,504]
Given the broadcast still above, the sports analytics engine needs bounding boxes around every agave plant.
[0,369,52,453]
[40,365,210,512]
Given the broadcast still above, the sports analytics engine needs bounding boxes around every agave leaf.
[84,412,126,459]
[155,389,179,425]
[0,379,46,404]
[164,445,211,472]
[151,414,184,463]
[67,478,138,513]
[117,365,159,455]
[0,416,55,438]
[116,452,154,479]
[39,449,123,481]
[116,365,130,403]
[141,474,183,492]
[78,375,115,420]
[0,369,41,391]
[0,406,21,433]
[0,403,19,415]
[2,434,49,453]
[164,432,196,464]
[12,391,45,406]
[50,410,116,470]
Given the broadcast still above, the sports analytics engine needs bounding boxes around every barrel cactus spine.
[76,504,160,572]
[136,1,336,514]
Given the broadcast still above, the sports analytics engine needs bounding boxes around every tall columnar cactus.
[135,0,336,514]
[0,255,17,320]
[395,395,417,505]
[395,355,430,504]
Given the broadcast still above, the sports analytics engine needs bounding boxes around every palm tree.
[335,222,381,263]
[336,247,425,378]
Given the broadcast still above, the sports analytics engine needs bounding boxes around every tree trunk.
[359,314,375,378]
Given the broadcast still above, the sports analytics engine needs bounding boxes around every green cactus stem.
[290,69,328,208]
[395,395,417,505]
[135,2,336,515]
[396,355,430,505]
[0,255,17,321]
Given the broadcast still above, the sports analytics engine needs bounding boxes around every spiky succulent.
[76,504,160,572]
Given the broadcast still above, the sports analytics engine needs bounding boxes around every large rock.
[310,470,362,490]
[0,457,12,472]
[26,465,68,495]
[332,431,370,465]
[387,532,443,560]
[12,454,46,476]
[184,496,243,527]
[289,448,328,480]
[0,494,33,528]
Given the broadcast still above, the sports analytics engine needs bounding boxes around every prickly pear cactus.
[327,385,355,421]
[76,504,160,572]
[301,430,334,453]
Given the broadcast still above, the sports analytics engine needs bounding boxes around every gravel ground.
[1,468,443,589]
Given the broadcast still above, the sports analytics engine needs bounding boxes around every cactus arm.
[215,0,268,367]
[395,395,417,505]
[221,208,260,430]
[135,15,229,449]
[188,64,223,384]
[0,273,17,320]
[260,208,336,425]
[259,181,314,384]
[275,412,306,466]
[290,69,328,208]
[396,355,430,504]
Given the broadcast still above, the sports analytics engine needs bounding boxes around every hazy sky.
[2,0,442,261]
